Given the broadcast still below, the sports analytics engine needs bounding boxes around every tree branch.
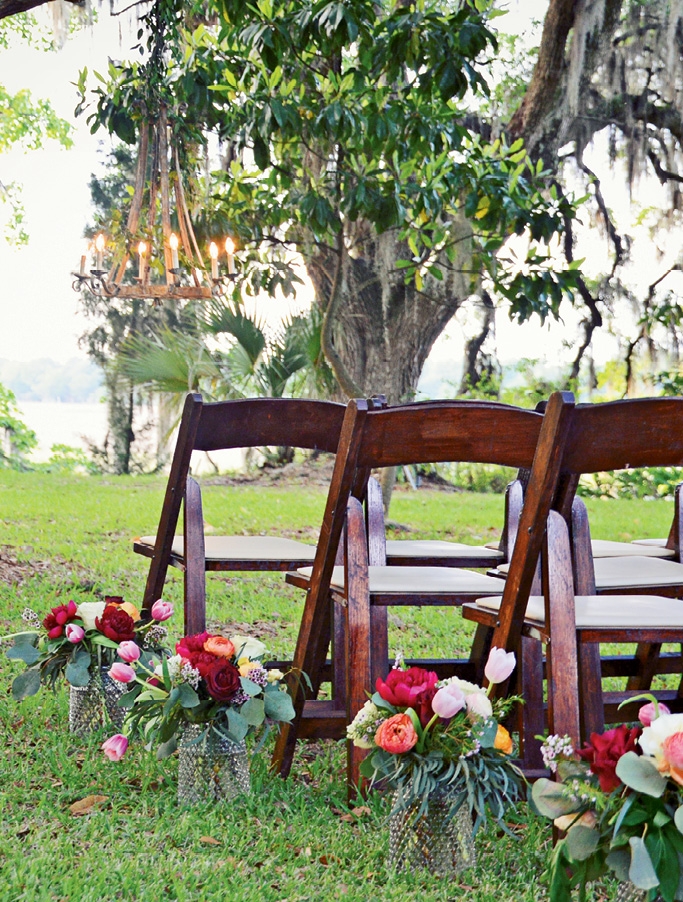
[0,0,81,18]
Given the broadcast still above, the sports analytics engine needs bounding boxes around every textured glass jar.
[177,723,251,804]
[614,883,661,902]
[388,790,476,877]
[68,667,127,736]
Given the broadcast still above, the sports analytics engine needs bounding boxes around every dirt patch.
[201,453,337,488]
[0,545,92,588]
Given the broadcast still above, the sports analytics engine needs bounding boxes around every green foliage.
[0,382,37,468]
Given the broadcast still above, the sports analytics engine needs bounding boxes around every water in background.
[19,400,108,462]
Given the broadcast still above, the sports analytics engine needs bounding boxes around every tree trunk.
[306,217,477,403]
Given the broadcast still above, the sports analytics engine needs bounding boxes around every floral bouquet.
[533,697,683,902]
[104,630,296,803]
[348,647,523,843]
[4,596,173,699]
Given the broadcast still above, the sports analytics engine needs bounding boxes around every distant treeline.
[0,358,102,403]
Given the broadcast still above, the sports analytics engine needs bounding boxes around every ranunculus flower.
[65,623,85,644]
[484,647,516,685]
[204,659,241,702]
[639,701,671,727]
[494,725,514,755]
[102,734,128,762]
[42,600,79,639]
[376,667,439,726]
[95,604,136,643]
[641,713,683,785]
[375,713,419,754]
[76,601,106,631]
[117,641,141,663]
[229,634,267,661]
[109,662,136,683]
[150,599,174,622]
[432,683,466,719]
[204,636,235,659]
[578,724,641,792]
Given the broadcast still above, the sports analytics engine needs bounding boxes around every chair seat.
[495,555,683,590]
[590,539,674,559]
[385,539,504,564]
[137,534,317,562]
[295,565,506,595]
[471,593,683,628]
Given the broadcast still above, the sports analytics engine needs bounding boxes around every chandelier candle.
[138,242,147,281]
[94,234,105,272]
[225,237,235,276]
[209,242,219,279]
[169,233,180,271]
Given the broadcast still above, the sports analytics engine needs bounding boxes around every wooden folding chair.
[464,396,683,749]
[272,392,576,791]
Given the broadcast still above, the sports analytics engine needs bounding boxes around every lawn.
[0,470,671,902]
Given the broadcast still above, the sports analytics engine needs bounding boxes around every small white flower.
[155,654,183,681]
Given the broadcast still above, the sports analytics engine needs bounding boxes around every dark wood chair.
[272,392,576,792]
[464,396,683,750]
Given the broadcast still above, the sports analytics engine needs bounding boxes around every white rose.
[229,634,267,660]
[267,668,285,683]
[75,601,106,631]
[640,712,683,759]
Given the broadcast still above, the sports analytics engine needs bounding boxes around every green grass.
[0,470,672,901]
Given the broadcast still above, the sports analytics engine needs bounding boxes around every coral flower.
[204,636,235,659]
[375,713,419,754]
[494,725,514,755]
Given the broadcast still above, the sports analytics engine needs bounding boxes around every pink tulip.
[151,599,173,622]
[101,734,128,762]
[109,662,135,683]
[117,640,141,663]
[65,624,85,644]
[432,683,466,719]
[639,701,671,727]
[484,647,516,684]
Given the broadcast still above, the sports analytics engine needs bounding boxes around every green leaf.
[675,807,683,835]
[263,688,295,723]
[531,778,579,819]
[567,825,600,861]
[227,708,249,742]
[239,677,261,697]
[616,752,667,797]
[12,668,41,700]
[240,697,265,726]
[629,836,660,890]
[65,651,92,687]
[177,683,200,708]
[157,737,178,760]
[606,848,632,883]
[6,640,41,665]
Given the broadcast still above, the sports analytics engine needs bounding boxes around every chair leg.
[577,641,603,740]
[517,636,544,770]
[346,497,372,800]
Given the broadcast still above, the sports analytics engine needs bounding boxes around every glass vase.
[615,884,662,902]
[68,667,127,736]
[177,723,251,805]
[388,789,476,877]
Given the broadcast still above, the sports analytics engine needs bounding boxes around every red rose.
[43,600,78,639]
[95,604,136,643]
[176,632,213,660]
[376,666,439,726]
[192,652,221,677]
[577,725,642,792]
[203,659,241,702]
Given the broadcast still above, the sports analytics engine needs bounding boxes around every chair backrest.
[294,392,576,688]
[141,393,348,610]
[489,396,683,655]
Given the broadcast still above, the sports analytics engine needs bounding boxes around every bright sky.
[0,0,675,388]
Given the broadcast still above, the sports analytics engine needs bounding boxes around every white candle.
[138,241,147,281]
[95,233,105,271]
[225,237,236,276]
[209,242,219,279]
[79,255,86,276]
[169,233,180,271]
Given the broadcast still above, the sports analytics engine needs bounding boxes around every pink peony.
[65,624,85,644]
[102,734,128,762]
[432,683,466,719]
[484,647,516,685]
[151,599,174,622]
[109,662,136,683]
[639,701,671,727]
[376,667,439,726]
[117,641,141,663]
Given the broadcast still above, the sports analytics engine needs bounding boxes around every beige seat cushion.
[632,537,668,548]
[475,593,683,628]
[137,535,317,562]
[591,539,674,559]
[386,540,504,561]
[296,565,506,594]
[593,556,683,590]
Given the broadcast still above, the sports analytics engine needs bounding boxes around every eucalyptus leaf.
[6,639,40,665]
[629,836,660,890]
[566,825,600,862]
[157,737,178,759]
[227,708,249,742]
[66,659,91,687]
[531,778,579,819]
[239,676,261,697]
[264,688,295,722]
[241,697,265,726]
[478,718,498,748]
[177,683,200,708]
[12,668,41,700]
[675,806,683,835]
[616,752,667,797]
[606,848,631,883]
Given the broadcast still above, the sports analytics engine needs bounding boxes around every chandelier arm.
[112,122,150,286]
[158,106,175,285]
[173,145,207,283]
